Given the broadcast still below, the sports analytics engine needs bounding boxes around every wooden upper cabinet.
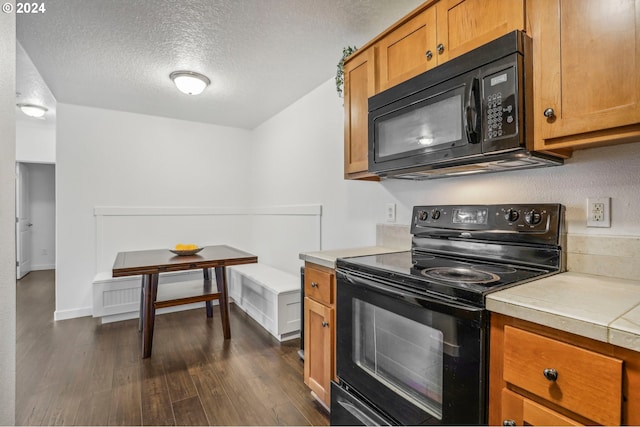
[529,0,640,152]
[377,0,524,92]
[343,47,378,180]
[378,6,437,91]
[436,0,525,63]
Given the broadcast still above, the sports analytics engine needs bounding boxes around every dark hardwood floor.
[16,270,330,426]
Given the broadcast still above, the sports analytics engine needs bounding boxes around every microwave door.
[370,77,482,173]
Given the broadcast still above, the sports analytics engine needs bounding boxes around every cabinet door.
[343,48,378,179]
[530,0,640,151]
[501,388,583,426]
[436,0,525,63]
[304,296,334,407]
[377,6,437,91]
[503,326,622,426]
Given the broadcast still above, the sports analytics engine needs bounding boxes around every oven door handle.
[340,271,484,313]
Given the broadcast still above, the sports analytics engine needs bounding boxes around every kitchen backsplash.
[376,224,411,250]
[567,235,640,281]
[377,224,639,282]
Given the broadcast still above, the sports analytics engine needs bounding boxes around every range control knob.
[418,210,429,221]
[504,209,519,222]
[525,210,543,225]
[431,210,441,220]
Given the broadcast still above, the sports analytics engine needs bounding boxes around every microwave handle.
[465,77,481,144]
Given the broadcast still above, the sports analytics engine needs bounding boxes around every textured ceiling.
[16,0,423,129]
[16,42,57,125]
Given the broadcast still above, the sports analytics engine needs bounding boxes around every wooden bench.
[227,263,301,341]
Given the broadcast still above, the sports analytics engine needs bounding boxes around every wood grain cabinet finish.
[435,0,525,63]
[377,0,524,92]
[304,263,334,305]
[490,313,640,426]
[503,326,622,426]
[528,0,640,153]
[501,388,583,426]
[343,47,379,180]
[377,6,437,91]
[303,262,337,408]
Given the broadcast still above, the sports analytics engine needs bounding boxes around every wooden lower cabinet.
[501,388,583,426]
[303,262,336,408]
[490,313,640,426]
[304,297,334,406]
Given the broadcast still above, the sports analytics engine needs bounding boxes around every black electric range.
[331,204,565,426]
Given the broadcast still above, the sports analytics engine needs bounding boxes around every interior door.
[16,163,32,279]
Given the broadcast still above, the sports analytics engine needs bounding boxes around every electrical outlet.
[386,203,396,223]
[587,197,611,228]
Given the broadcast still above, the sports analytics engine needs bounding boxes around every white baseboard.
[31,264,55,271]
[54,306,93,321]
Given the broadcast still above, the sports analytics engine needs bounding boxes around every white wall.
[0,2,16,423]
[251,80,382,250]
[27,163,55,270]
[16,118,55,163]
[56,104,253,319]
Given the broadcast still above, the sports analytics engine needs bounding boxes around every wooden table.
[112,245,257,358]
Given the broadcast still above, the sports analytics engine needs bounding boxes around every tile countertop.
[486,271,640,352]
[299,246,406,269]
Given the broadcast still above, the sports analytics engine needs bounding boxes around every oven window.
[376,93,463,159]
[353,298,443,419]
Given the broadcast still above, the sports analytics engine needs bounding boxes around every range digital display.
[452,208,488,224]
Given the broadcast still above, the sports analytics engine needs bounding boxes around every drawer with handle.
[503,326,623,426]
[304,264,334,305]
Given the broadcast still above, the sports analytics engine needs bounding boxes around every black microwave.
[368,31,562,179]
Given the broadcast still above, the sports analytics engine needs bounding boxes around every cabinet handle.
[311,282,318,288]
[543,368,558,381]
[543,108,555,119]
[322,321,329,327]
[437,43,445,54]
[425,50,433,60]
[503,420,517,426]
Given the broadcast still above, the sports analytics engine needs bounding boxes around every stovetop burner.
[421,267,500,285]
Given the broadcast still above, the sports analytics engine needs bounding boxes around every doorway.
[16,162,55,279]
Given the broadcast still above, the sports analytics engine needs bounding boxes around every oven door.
[336,269,487,425]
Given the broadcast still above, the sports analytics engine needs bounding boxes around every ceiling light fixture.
[17,103,48,118]
[170,71,210,95]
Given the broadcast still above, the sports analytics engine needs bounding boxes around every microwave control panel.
[483,66,517,140]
